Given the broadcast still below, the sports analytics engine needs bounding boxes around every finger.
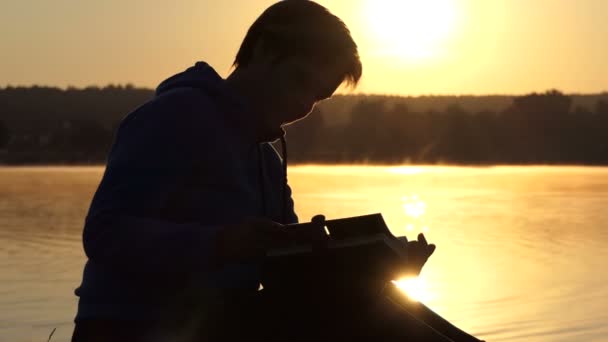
[311,215,327,236]
[311,215,326,224]
[427,244,436,257]
[418,233,428,246]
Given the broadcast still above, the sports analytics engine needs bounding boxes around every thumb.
[427,244,436,257]
[311,214,326,224]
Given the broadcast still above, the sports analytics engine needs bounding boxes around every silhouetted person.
[0,120,9,149]
[71,1,483,341]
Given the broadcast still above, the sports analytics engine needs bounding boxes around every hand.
[399,233,436,276]
[215,217,292,263]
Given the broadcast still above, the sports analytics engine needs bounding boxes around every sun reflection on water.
[402,195,427,218]
[400,194,429,236]
[394,194,434,303]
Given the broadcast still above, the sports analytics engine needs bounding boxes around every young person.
[71,1,482,341]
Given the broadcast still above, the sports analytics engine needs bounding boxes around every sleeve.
[283,180,299,224]
[82,90,223,274]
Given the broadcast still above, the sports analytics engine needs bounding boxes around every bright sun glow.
[393,276,431,302]
[364,0,460,62]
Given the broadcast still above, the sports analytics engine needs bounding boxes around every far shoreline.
[2,162,608,168]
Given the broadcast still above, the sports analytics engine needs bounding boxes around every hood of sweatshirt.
[156,61,224,96]
[156,62,290,221]
[155,61,259,144]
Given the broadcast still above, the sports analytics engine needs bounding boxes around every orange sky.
[1,0,607,95]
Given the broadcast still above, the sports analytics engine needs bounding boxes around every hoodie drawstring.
[280,136,288,224]
[257,136,288,223]
[257,144,268,217]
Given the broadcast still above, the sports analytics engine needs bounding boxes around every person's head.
[227,0,362,141]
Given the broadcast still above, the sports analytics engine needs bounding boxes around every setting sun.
[363,0,460,62]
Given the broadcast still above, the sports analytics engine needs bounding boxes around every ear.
[251,37,274,63]
[251,34,286,67]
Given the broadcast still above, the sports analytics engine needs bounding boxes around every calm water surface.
[1,166,607,341]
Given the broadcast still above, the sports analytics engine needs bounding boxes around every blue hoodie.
[74,62,298,322]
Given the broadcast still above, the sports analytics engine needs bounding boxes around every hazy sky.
[1,0,607,95]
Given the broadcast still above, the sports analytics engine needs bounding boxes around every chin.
[273,126,286,141]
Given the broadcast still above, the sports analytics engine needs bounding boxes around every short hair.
[233,0,362,88]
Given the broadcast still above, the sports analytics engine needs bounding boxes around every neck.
[225,68,267,143]
[225,68,265,113]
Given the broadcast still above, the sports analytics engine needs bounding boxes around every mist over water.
[1,166,607,341]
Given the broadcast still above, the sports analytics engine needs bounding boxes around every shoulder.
[128,88,219,125]
[116,88,227,144]
[153,87,218,110]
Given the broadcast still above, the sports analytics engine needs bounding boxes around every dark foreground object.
[73,214,483,341]
[72,285,481,342]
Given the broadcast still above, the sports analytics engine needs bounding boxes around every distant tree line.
[0,85,151,164]
[285,90,608,164]
[1,85,607,165]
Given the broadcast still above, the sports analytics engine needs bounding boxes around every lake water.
[1,166,607,342]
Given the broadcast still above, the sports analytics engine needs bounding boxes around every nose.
[302,94,317,114]
[303,101,315,115]
[286,102,314,124]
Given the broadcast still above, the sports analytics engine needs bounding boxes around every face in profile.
[260,57,344,140]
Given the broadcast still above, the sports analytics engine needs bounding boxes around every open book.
[261,213,409,294]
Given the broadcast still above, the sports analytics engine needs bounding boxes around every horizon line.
[2,83,608,98]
